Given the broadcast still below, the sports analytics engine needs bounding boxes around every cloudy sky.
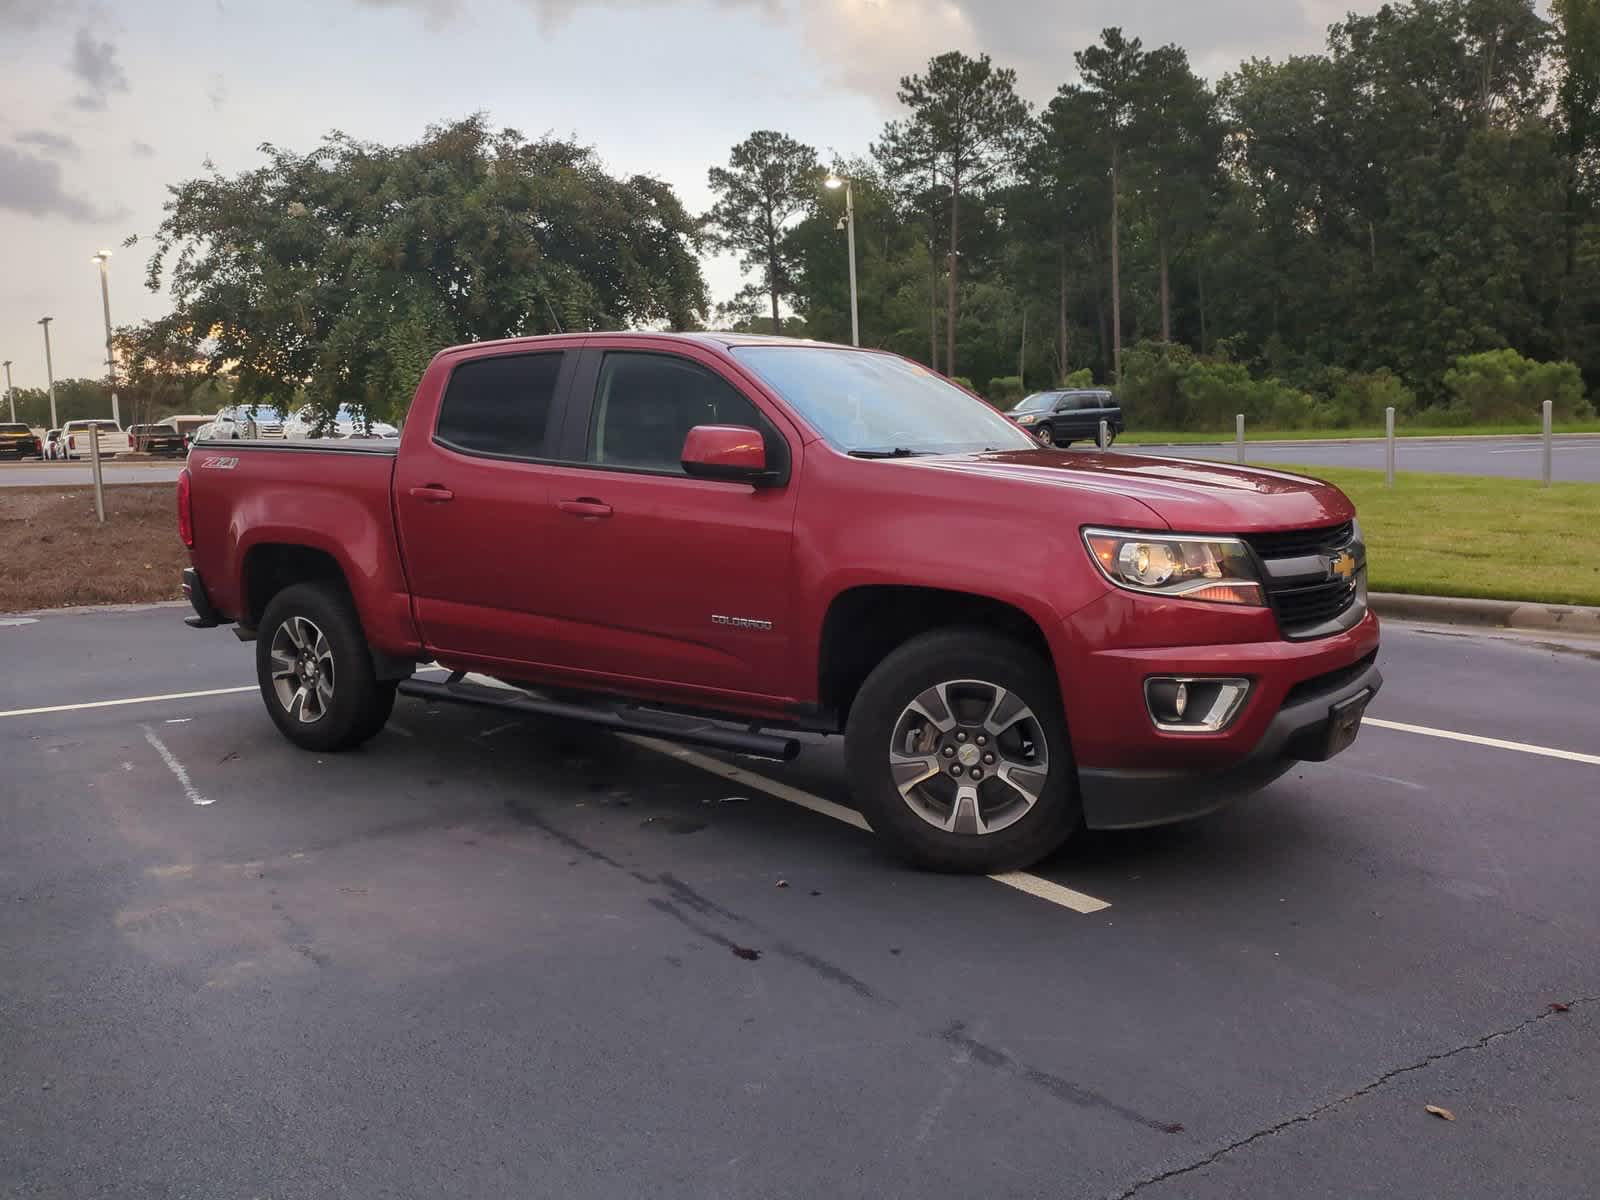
[1,0,1366,387]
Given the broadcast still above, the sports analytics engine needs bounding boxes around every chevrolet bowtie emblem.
[1329,550,1358,582]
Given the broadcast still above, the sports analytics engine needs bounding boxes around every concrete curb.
[1124,432,1600,449]
[1371,591,1600,636]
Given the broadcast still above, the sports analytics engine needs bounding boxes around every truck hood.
[912,449,1355,533]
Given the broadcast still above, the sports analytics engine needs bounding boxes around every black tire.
[256,581,395,752]
[1035,424,1055,446]
[844,629,1082,873]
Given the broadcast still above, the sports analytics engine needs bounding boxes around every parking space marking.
[622,735,1113,915]
[141,725,211,806]
[1366,717,1600,766]
[0,685,257,720]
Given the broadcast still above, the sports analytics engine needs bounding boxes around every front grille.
[1285,651,1378,706]
[1243,520,1353,560]
[1243,521,1362,639]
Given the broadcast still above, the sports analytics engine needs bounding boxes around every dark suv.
[1006,390,1123,447]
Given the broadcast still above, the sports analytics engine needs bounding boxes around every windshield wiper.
[848,446,924,459]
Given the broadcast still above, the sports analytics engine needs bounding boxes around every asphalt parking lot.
[1129,434,1600,481]
[3,607,1598,1198]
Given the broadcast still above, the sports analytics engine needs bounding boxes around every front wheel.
[845,629,1082,873]
[256,582,396,752]
[1034,424,1055,447]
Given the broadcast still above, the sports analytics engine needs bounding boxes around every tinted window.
[0,423,28,434]
[1069,391,1116,410]
[588,352,766,473]
[436,352,563,458]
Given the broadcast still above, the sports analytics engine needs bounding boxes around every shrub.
[1442,350,1593,423]
[1322,369,1417,428]
[1119,341,1197,427]
[986,375,1025,407]
[1061,368,1095,388]
[950,375,975,393]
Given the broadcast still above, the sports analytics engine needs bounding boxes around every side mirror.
[681,424,769,483]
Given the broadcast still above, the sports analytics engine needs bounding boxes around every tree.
[146,116,709,427]
[705,130,823,335]
[876,51,1030,377]
[1129,45,1221,343]
[1075,29,1146,380]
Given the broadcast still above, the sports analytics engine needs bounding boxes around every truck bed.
[185,438,421,656]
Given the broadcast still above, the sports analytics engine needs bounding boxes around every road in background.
[1122,434,1600,481]
[3,608,1597,1199]
[0,461,185,487]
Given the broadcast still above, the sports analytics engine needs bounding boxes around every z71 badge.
[199,456,239,470]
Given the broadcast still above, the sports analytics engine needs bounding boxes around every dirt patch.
[1,484,187,612]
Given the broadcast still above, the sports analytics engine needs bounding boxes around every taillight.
[68,434,77,450]
[176,469,194,548]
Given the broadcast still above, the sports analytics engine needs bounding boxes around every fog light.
[1145,677,1251,732]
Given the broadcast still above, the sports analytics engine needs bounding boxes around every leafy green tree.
[1074,29,1147,380]
[876,51,1030,377]
[146,116,708,427]
[705,130,823,335]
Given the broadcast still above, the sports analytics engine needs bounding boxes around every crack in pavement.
[1110,995,1600,1200]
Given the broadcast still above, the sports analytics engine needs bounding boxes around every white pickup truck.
[62,419,125,461]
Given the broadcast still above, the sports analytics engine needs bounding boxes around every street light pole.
[2,360,14,423]
[37,317,57,430]
[825,175,861,347]
[93,250,121,427]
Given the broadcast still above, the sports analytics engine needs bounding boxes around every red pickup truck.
[179,332,1380,872]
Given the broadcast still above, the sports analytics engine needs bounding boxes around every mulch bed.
[0,484,187,611]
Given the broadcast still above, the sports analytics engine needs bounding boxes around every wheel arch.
[817,585,1061,729]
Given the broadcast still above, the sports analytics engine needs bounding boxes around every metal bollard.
[1542,400,1553,488]
[1385,406,1395,488]
[88,421,106,524]
[1098,419,1109,450]
[1236,413,1245,464]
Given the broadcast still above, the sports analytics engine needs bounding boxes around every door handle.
[558,498,613,519]
[409,485,455,503]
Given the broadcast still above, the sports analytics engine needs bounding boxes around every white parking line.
[1365,717,1600,766]
[0,685,257,719]
[621,735,1112,915]
[141,724,212,806]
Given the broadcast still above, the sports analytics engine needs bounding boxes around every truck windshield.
[731,345,1036,456]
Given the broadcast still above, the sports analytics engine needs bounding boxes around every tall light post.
[37,317,58,430]
[824,175,860,347]
[3,360,14,423]
[92,250,121,427]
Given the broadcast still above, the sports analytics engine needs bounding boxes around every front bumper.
[1077,655,1382,829]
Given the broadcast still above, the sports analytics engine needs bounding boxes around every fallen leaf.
[775,879,789,888]
[1425,1105,1455,1121]
[731,946,761,961]
[1548,1002,1571,1013]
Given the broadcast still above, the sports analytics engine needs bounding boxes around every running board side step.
[395,677,802,762]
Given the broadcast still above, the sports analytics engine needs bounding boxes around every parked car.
[62,419,124,460]
[0,422,42,458]
[164,415,215,450]
[187,421,220,444]
[127,423,186,456]
[44,428,68,460]
[1007,389,1124,447]
[283,404,399,440]
[179,332,1379,874]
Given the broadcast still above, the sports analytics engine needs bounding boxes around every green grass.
[1120,421,1600,445]
[1275,465,1600,607]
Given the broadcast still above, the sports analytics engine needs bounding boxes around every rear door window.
[436,352,565,459]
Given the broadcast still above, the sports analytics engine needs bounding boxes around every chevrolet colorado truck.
[179,332,1381,872]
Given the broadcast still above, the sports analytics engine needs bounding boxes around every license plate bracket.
[1324,689,1373,759]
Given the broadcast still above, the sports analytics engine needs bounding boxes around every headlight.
[1082,528,1265,606]
[1014,414,1038,425]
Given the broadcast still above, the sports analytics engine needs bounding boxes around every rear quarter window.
[435,352,564,459]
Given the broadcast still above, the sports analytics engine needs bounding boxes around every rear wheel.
[256,582,395,752]
[845,629,1081,873]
